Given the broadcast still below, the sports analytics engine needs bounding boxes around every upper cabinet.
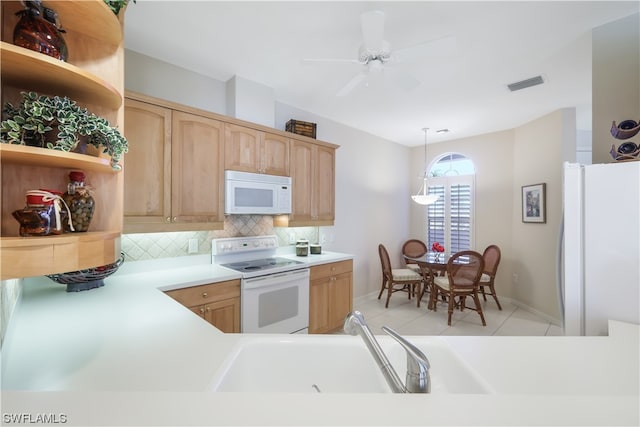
[288,139,336,226]
[224,124,290,176]
[0,0,124,280]
[124,92,339,232]
[123,94,225,233]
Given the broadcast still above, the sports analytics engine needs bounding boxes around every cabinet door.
[224,123,261,173]
[262,132,290,176]
[314,144,335,223]
[328,272,353,331]
[289,140,314,223]
[123,99,172,227]
[171,111,225,224]
[309,277,330,334]
[204,298,240,333]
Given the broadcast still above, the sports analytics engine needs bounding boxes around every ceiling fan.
[303,10,456,97]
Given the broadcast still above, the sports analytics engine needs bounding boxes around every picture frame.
[522,183,546,223]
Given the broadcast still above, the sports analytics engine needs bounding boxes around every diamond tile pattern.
[121,215,320,261]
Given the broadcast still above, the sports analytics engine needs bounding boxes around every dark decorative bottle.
[13,0,68,61]
[12,190,68,236]
[63,172,95,232]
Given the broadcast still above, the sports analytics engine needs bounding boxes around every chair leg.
[415,282,421,308]
[480,285,487,301]
[377,279,385,300]
[447,291,455,325]
[472,291,487,326]
[385,283,393,308]
[490,284,502,310]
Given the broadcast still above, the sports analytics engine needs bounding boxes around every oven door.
[241,268,309,334]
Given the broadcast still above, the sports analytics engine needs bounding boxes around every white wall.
[125,50,226,115]
[275,102,413,297]
[511,108,575,321]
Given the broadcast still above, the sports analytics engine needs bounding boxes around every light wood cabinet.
[0,1,124,280]
[309,260,353,334]
[224,123,289,176]
[123,94,225,233]
[288,139,336,226]
[165,279,240,333]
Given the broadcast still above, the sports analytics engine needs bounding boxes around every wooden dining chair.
[432,250,486,326]
[401,239,428,273]
[378,244,423,308]
[479,245,502,310]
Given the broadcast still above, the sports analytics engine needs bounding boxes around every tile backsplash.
[121,215,319,262]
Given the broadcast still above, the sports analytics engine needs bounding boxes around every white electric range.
[212,235,309,334]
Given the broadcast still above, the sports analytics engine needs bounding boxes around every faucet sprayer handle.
[382,326,431,393]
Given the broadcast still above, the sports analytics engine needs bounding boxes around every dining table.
[403,252,450,310]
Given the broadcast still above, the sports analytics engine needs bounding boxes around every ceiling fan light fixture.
[412,128,440,206]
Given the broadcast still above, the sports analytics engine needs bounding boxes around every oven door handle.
[242,268,310,290]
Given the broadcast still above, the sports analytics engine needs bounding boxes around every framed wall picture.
[522,183,546,223]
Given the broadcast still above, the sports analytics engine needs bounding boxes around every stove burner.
[228,262,250,268]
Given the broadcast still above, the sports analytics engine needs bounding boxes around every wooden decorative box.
[286,119,317,139]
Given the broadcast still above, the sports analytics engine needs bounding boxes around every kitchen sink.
[208,335,494,394]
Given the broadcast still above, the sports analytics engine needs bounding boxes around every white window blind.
[427,178,473,254]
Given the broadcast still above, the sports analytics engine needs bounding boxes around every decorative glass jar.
[63,171,95,232]
[12,190,69,236]
[13,0,68,61]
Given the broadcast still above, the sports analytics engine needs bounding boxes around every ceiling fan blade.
[336,72,367,97]
[392,35,456,64]
[360,10,385,53]
[301,58,362,65]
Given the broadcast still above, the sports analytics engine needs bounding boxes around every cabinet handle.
[199,308,205,314]
[202,292,208,298]
[165,217,171,222]
[205,306,211,312]
[173,216,177,222]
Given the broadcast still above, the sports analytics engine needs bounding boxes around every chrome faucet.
[343,311,431,393]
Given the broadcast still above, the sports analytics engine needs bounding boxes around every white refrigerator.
[561,161,640,336]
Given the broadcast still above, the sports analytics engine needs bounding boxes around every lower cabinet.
[165,279,240,333]
[309,260,353,334]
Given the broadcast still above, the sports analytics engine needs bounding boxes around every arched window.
[426,153,475,255]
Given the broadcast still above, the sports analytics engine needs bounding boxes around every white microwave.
[224,170,292,215]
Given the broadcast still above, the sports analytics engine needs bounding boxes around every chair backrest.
[482,245,501,276]
[402,239,428,259]
[378,244,392,279]
[447,250,484,289]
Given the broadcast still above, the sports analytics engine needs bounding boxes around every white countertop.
[1,252,638,426]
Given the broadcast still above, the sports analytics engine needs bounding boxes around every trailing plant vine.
[103,0,135,15]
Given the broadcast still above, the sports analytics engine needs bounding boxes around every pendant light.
[411,127,440,205]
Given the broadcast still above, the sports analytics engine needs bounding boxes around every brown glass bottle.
[13,0,68,61]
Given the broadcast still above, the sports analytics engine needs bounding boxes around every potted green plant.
[103,0,135,16]
[0,91,128,170]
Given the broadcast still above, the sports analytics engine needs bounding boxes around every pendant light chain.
[411,127,440,205]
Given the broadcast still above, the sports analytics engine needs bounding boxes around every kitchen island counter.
[1,253,638,426]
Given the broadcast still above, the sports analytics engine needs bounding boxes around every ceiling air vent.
[507,75,544,92]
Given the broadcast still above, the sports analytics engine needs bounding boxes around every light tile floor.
[350,291,564,336]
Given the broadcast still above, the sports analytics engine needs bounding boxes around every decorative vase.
[62,171,95,232]
[13,0,68,61]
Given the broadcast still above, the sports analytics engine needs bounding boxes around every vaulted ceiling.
[124,1,639,146]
